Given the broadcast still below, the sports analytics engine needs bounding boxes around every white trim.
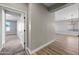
[25,47,31,54]
[31,39,56,54]
[2,8,5,45]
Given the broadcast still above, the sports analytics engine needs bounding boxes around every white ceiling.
[6,13,19,21]
[6,10,20,21]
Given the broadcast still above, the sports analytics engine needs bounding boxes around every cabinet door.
[72,4,78,19]
[55,8,65,21]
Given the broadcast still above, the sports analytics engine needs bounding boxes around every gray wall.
[6,20,17,35]
[29,4,55,51]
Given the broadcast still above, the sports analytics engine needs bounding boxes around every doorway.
[0,7,27,55]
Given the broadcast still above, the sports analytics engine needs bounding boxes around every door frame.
[1,6,27,49]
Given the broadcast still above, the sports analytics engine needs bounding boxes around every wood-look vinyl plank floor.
[33,35,78,55]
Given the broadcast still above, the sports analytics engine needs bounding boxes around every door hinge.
[24,17,25,19]
[24,42,26,45]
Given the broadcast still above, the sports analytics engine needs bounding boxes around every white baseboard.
[25,47,31,54]
[31,39,56,54]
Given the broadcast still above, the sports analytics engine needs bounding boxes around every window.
[5,21,11,31]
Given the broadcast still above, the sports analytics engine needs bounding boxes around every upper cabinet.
[55,4,79,21]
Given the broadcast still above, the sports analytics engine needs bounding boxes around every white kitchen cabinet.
[66,4,78,20]
[55,8,65,21]
[55,4,79,21]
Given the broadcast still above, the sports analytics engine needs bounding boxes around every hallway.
[0,35,27,55]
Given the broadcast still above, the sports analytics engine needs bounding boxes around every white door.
[0,7,5,49]
[17,13,25,48]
